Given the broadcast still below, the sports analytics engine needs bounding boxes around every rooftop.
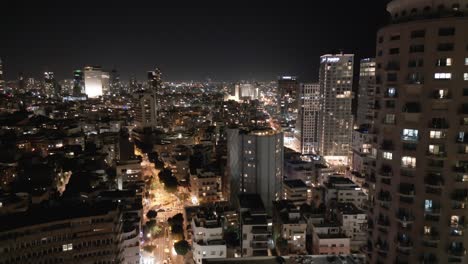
[0,201,118,233]
[238,193,265,212]
[336,203,365,215]
[284,179,307,189]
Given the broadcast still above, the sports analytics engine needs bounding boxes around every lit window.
[465,58,468,66]
[434,73,452,79]
[402,156,416,168]
[436,58,452,66]
[62,243,73,251]
[424,226,431,235]
[402,129,418,141]
[430,130,445,139]
[387,87,396,97]
[428,144,441,154]
[464,73,468,81]
[385,114,395,124]
[383,152,393,160]
[426,199,433,210]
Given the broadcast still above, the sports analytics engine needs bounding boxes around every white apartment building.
[324,176,367,209]
[296,83,320,154]
[190,169,222,204]
[317,54,354,164]
[192,213,226,264]
[336,203,367,251]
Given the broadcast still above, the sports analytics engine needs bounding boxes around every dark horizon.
[1,1,390,82]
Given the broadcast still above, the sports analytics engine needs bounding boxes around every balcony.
[377,191,392,202]
[402,102,421,113]
[448,246,466,257]
[426,151,447,159]
[453,166,468,174]
[251,241,268,249]
[459,104,468,115]
[385,61,400,71]
[424,174,444,188]
[396,212,414,227]
[398,184,415,197]
[381,140,394,151]
[378,165,392,178]
[377,217,390,228]
[430,90,451,100]
[451,190,468,202]
[424,214,440,222]
[428,119,449,129]
[423,232,440,242]
[397,239,413,251]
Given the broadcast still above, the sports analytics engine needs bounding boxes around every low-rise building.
[311,222,350,255]
[324,176,367,209]
[272,200,307,255]
[190,169,222,204]
[192,210,227,264]
[282,179,308,207]
[116,159,142,190]
[335,203,367,252]
[238,194,271,257]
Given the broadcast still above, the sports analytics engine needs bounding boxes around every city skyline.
[0,1,390,81]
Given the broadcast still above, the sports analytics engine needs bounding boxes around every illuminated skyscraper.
[147,67,162,94]
[317,53,354,163]
[368,1,468,263]
[84,66,103,98]
[296,83,320,154]
[101,71,110,95]
[277,76,299,120]
[44,71,60,97]
[110,69,121,94]
[356,58,376,127]
[73,70,84,96]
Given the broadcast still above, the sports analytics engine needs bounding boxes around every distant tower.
[147,67,162,94]
[101,71,110,95]
[356,58,376,126]
[17,72,25,94]
[110,69,121,94]
[0,58,4,91]
[84,66,103,98]
[277,76,299,120]
[44,71,59,97]
[73,70,84,96]
[317,53,354,163]
[129,76,138,92]
[296,83,320,154]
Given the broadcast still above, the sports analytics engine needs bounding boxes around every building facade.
[317,54,354,164]
[368,1,468,263]
[227,127,283,213]
[277,76,299,120]
[84,66,103,98]
[296,83,320,155]
[356,58,376,127]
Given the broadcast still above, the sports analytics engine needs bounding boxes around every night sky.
[1,1,391,82]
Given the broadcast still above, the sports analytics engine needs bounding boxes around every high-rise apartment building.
[84,66,103,98]
[110,69,121,94]
[278,76,299,120]
[134,92,158,130]
[351,59,376,179]
[317,54,354,163]
[101,71,110,95]
[368,1,468,263]
[73,70,84,96]
[296,83,320,154]
[147,67,162,94]
[44,71,60,97]
[227,127,283,213]
[357,58,376,126]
